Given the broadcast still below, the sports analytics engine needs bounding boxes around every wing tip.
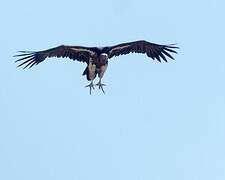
[166,43,179,50]
[14,51,37,69]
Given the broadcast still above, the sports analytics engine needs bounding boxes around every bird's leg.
[85,80,95,95]
[95,78,106,94]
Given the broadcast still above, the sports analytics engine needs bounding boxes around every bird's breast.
[94,57,108,67]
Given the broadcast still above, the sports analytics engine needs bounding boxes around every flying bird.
[15,40,178,94]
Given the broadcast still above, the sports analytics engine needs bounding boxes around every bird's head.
[99,53,108,63]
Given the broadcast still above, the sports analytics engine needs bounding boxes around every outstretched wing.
[107,40,178,62]
[14,45,97,69]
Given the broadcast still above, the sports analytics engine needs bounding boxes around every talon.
[96,83,106,89]
[85,81,95,95]
[95,82,106,94]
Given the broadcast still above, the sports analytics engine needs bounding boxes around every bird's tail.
[82,67,91,81]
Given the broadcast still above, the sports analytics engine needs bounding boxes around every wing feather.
[14,45,96,69]
[107,40,178,62]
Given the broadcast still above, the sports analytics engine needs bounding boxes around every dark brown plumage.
[15,40,178,94]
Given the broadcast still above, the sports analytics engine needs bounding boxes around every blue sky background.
[0,0,225,180]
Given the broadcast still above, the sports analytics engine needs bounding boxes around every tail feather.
[82,67,88,76]
[82,67,91,81]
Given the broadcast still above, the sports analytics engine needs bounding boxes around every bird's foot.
[85,81,95,95]
[95,82,106,94]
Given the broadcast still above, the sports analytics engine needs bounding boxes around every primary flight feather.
[15,40,178,94]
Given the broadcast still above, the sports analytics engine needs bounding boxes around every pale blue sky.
[0,0,225,180]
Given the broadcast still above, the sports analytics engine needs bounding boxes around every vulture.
[15,40,178,94]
